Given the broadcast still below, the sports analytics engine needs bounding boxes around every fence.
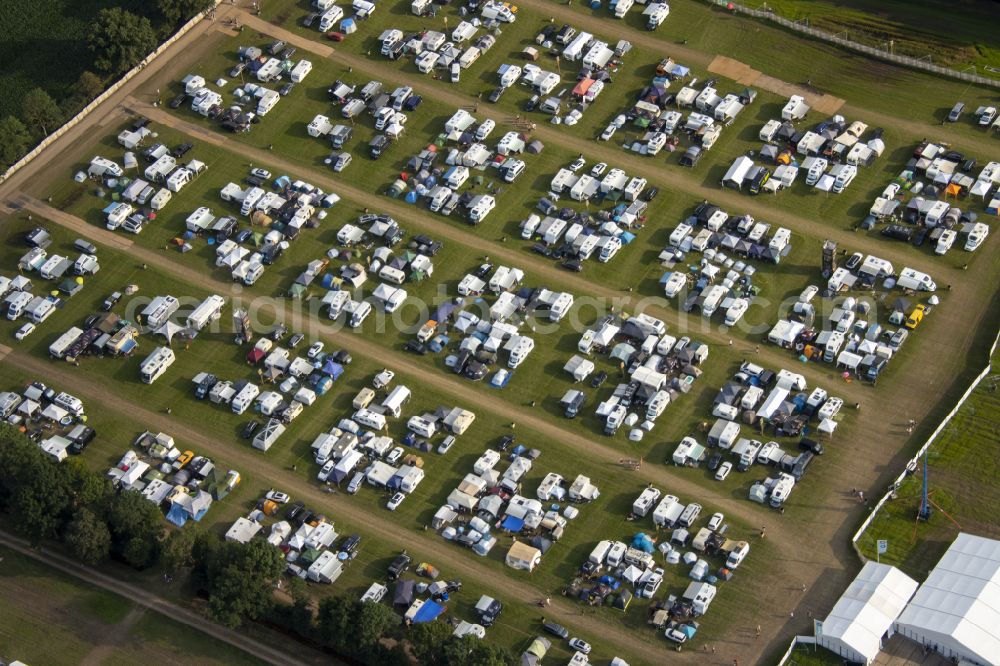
[776,635,816,666]
[705,0,1000,90]
[851,329,1000,551]
[0,2,221,187]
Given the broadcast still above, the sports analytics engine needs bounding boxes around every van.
[54,392,85,416]
[947,101,965,122]
[598,236,622,263]
[347,472,365,494]
[347,300,372,328]
[140,346,176,384]
[678,502,702,527]
[823,331,844,363]
[725,541,750,569]
[450,62,461,83]
[646,390,670,420]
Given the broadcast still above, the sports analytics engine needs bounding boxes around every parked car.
[642,186,659,201]
[543,622,569,640]
[289,333,305,348]
[707,512,724,531]
[590,371,607,388]
[437,435,456,454]
[266,489,290,503]
[387,492,405,510]
[388,552,412,579]
[569,156,585,172]
[715,462,732,481]
[250,168,272,179]
[14,323,36,341]
[307,341,324,359]
[385,446,404,465]
[568,638,591,655]
[241,420,260,439]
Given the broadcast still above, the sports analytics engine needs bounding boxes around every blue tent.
[501,515,524,533]
[275,175,291,189]
[321,360,344,379]
[405,191,418,204]
[413,599,446,623]
[312,375,333,395]
[620,231,636,244]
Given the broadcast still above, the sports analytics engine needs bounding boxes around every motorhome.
[140,347,176,384]
[186,295,225,331]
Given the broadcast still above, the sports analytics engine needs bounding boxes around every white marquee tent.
[817,561,918,664]
[893,533,1000,666]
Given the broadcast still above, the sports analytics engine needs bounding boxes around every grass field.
[856,348,1000,578]
[755,0,1000,74]
[0,545,270,666]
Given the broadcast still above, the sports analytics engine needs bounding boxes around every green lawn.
[0,545,271,666]
[856,349,1000,578]
[754,0,1000,74]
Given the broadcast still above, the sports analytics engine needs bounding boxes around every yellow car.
[904,305,926,330]
[175,450,194,468]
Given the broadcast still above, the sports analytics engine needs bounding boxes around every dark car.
[172,143,193,158]
[524,94,540,112]
[279,47,296,60]
[340,534,361,553]
[302,12,319,27]
[404,340,427,355]
[279,82,295,96]
[707,453,722,471]
[532,243,552,257]
[234,228,253,244]
[799,437,825,455]
[388,552,412,580]
[911,228,929,247]
[591,370,608,388]
[241,420,260,440]
[229,62,246,77]
[642,186,659,201]
[488,86,506,103]
[543,622,570,640]
[477,597,503,627]
[268,40,286,55]
[289,333,305,348]
[497,434,515,451]
[286,501,305,522]
[245,174,265,188]
[194,374,217,400]
[561,258,583,272]
[68,427,96,455]
[331,350,353,365]
[169,93,187,109]
[474,262,493,278]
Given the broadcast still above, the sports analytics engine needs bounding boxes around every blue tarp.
[413,599,446,623]
[321,360,344,379]
[501,515,524,533]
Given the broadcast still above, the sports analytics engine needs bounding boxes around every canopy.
[501,515,525,532]
[412,599,446,623]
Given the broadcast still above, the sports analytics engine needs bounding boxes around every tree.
[62,71,107,113]
[161,527,199,573]
[88,8,159,76]
[105,489,163,568]
[63,509,111,565]
[21,89,62,138]
[203,540,284,627]
[316,596,352,651]
[354,600,399,659]
[0,116,32,167]
[451,638,513,666]
[157,0,214,26]
[408,622,454,666]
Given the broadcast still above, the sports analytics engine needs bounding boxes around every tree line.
[0,0,214,170]
[0,425,514,665]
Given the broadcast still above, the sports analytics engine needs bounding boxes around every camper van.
[508,336,535,368]
[140,346,176,384]
[49,327,84,359]
[346,300,372,328]
[831,165,857,193]
[896,268,936,292]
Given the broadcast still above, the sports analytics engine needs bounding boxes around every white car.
[307,341,325,359]
[385,446,404,465]
[715,462,732,481]
[569,156,585,172]
[14,323,36,341]
[387,492,405,511]
[374,369,395,389]
[568,638,591,655]
[599,123,617,141]
[707,512,724,531]
[590,162,607,177]
[266,490,290,503]
[251,168,272,179]
[437,435,456,454]
[318,460,335,482]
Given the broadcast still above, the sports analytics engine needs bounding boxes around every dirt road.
[0,529,298,666]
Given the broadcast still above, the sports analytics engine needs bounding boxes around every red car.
[327,31,344,41]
